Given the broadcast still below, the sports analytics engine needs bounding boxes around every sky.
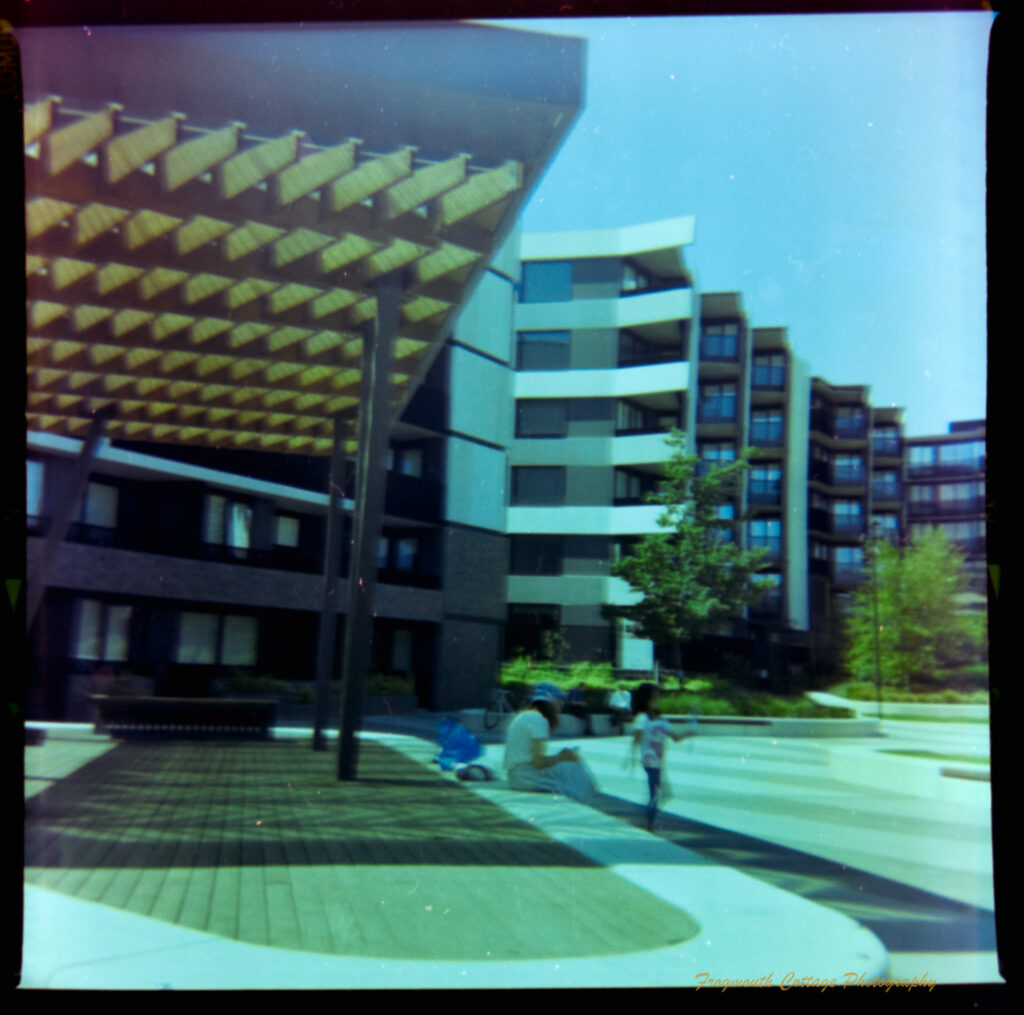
[489,13,993,438]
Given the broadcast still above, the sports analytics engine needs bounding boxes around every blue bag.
[434,717,483,771]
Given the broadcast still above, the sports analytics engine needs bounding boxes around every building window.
[749,467,782,504]
[511,467,566,506]
[752,353,785,388]
[614,468,658,504]
[871,427,901,457]
[938,440,985,470]
[516,399,569,438]
[388,446,424,477]
[699,383,736,422]
[275,515,301,548]
[176,611,257,666]
[833,455,864,485]
[203,493,253,558]
[700,323,739,360]
[755,573,783,610]
[72,598,132,662]
[834,546,864,583]
[700,441,736,462]
[749,518,782,558]
[834,406,866,438]
[621,259,656,294]
[516,330,571,371]
[871,472,901,500]
[27,460,44,523]
[510,535,564,575]
[870,514,900,543]
[750,410,784,446]
[520,261,573,303]
[832,499,864,534]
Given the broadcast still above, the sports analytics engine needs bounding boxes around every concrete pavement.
[21,721,891,990]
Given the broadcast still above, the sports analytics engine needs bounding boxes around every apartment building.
[904,420,987,596]
[505,218,697,670]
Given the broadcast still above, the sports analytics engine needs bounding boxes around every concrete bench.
[89,695,277,740]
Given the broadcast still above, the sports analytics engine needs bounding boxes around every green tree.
[606,429,775,670]
[846,527,981,689]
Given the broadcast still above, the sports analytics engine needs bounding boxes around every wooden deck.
[25,734,699,961]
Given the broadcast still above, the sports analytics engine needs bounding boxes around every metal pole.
[336,272,400,780]
[311,411,350,751]
[26,408,114,631]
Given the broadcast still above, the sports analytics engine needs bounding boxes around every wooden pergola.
[22,23,583,776]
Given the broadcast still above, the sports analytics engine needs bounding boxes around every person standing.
[631,682,696,830]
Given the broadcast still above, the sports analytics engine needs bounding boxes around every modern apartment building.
[506,218,697,670]
[904,420,987,596]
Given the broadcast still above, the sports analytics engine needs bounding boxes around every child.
[631,682,697,831]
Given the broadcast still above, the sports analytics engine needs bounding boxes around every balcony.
[832,466,866,488]
[833,564,865,585]
[749,426,784,448]
[907,458,985,478]
[749,537,782,561]
[871,481,902,501]
[831,516,866,537]
[698,401,737,424]
[872,437,902,458]
[752,365,785,389]
[748,482,782,506]
[908,496,986,518]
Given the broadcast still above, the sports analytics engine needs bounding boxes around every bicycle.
[484,686,516,730]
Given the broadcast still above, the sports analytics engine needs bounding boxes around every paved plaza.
[20,715,1002,990]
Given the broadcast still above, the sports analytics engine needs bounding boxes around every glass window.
[511,467,566,506]
[72,599,104,661]
[27,460,44,519]
[700,441,736,461]
[516,330,571,371]
[510,535,563,575]
[394,537,419,571]
[752,353,785,387]
[177,612,257,665]
[72,599,132,662]
[750,410,784,444]
[520,261,573,303]
[176,612,219,664]
[275,515,300,548]
[203,494,252,557]
[79,482,118,528]
[909,445,937,467]
[222,615,258,666]
[699,383,736,421]
[701,323,738,359]
[516,399,568,438]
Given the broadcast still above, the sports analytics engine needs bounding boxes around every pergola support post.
[336,272,401,780]
[27,408,114,632]
[312,411,350,751]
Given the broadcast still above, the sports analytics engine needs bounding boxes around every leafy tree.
[845,526,982,689]
[606,429,775,669]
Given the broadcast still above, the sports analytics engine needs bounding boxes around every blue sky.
[490,13,993,438]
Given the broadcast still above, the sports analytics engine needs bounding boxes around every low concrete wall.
[459,708,880,739]
[808,691,990,721]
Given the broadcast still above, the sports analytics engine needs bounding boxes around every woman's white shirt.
[504,709,550,770]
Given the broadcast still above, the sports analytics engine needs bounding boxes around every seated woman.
[503,682,598,804]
